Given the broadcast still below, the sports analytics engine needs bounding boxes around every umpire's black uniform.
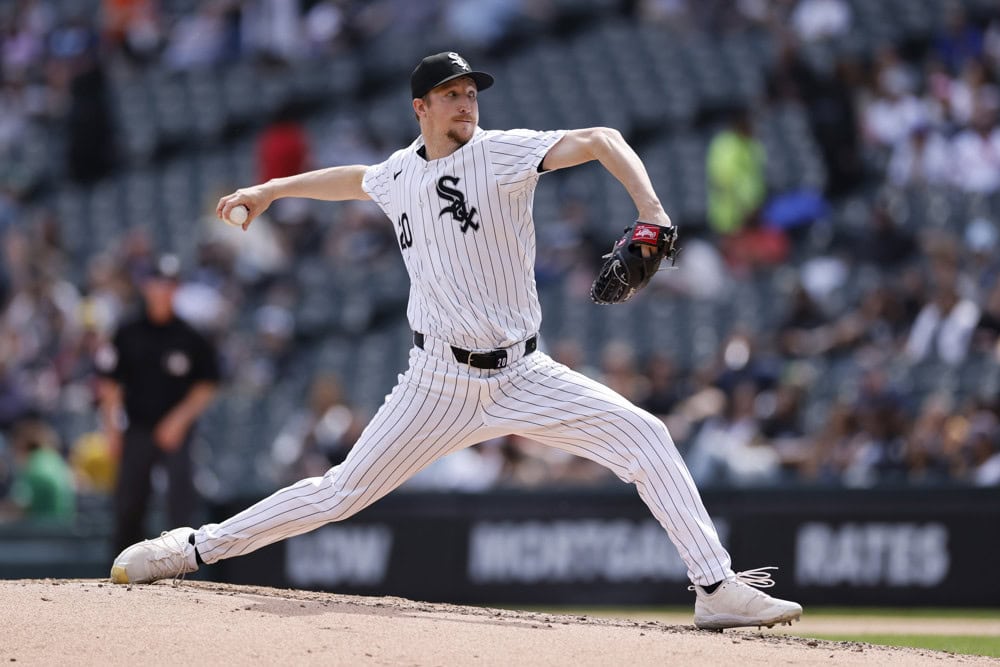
[98,261,220,555]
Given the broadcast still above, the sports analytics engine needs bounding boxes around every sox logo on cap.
[448,52,470,71]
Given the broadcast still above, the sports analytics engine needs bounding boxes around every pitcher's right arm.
[216,165,371,230]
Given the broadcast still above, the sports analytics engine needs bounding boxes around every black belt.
[414,332,537,369]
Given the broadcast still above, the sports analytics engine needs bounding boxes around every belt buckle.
[469,350,508,369]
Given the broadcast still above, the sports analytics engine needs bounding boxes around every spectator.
[202,205,291,284]
[759,378,806,442]
[933,3,984,75]
[242,0,306,64]
[79,253,128,337]
[713,329,779,395]
[963,217,1000,302]
[790,0,851,43]
[706,108,766,236]
[972,279,1000,359]
[887,123,952,187]
[0,418,75,521]
[440,0,522,54]
[304,1,347,56]
[635,0,693,30]
[101,0,164,63]
[403,441,505,491]
[69,431,117,495]
[946,58,996,128]
[758,370,812,476]
[655,236,730,300]
[548,338,599,379]
[902,393,954,483]
[172,266,233,337]
[534,197,600,291]
[316,115,382,169]
[843,367,909,486]
[968,412,1000,486]
[61,26,117,184]
[808,57,864,196]
[949,103,1000,194]
[270,372,361,484]
[162,2,229,70]
[0,349,33,428]
[904,271,981,365]
[719,214,790,276]
[923,56,960,132]
[777,282,832,358]
[827,285,908,357]
[686,379,780,486]
[641,353,684,418]
[238,300,295,392]
[257,103,312,184]
[799,400,858,483]
[495,434,616,488]
[858,203,919,268]
[986,16,1000,72]
[325,200,396,267]
[95,254,221,554]
[598,340,649,404]
[861,49,928,148]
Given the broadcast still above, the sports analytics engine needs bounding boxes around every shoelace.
[688,566,779,592]
[150,530,191,582]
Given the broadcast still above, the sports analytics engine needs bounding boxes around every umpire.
[96,254,220,555]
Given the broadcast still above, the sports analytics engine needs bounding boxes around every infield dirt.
[3,579,995,666]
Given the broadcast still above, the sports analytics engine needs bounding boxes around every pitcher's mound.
[3,580,990,666]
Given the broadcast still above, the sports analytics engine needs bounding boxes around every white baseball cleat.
[691,566,802,630]
[110,527,199,584]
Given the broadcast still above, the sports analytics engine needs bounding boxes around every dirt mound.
[4,580,992,666]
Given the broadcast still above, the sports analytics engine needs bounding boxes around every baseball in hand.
[226,204,249,227]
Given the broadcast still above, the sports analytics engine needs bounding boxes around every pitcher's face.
[416,76,479,148]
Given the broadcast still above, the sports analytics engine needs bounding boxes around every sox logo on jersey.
[436,175,479,232]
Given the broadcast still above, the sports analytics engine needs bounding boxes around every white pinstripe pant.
[195,337,734,585]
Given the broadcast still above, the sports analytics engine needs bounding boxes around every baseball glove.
[590,222,679,305]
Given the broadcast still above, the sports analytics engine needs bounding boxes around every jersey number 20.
[397,213,413,250]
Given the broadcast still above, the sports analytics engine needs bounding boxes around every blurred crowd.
[1,0,1000,524]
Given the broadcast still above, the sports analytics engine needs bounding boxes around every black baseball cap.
[142,253,181,283]
[411,51,494,99]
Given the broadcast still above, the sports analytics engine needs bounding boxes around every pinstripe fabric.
[194,347,734,585]
[361,127,565,350]
[196,347,486,563]
[481,353,733,585]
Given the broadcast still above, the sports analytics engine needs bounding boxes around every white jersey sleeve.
[487,129,566,193]
[362,152,402,217]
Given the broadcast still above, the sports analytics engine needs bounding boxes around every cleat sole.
[697,609,801,631]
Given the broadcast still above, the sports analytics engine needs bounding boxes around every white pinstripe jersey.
[362,127,565,350]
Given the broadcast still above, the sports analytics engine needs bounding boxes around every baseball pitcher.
[111,51,801,631]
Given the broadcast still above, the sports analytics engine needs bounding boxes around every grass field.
[808,634,1000,658]
[802,607,1000,620]
[522,606,1000,659]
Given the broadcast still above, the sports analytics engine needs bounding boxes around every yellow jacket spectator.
[70,432,118,495]
[707,110,767,235]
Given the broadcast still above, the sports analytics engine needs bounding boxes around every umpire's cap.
[411,52,494,99]
[142,253,182,283]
